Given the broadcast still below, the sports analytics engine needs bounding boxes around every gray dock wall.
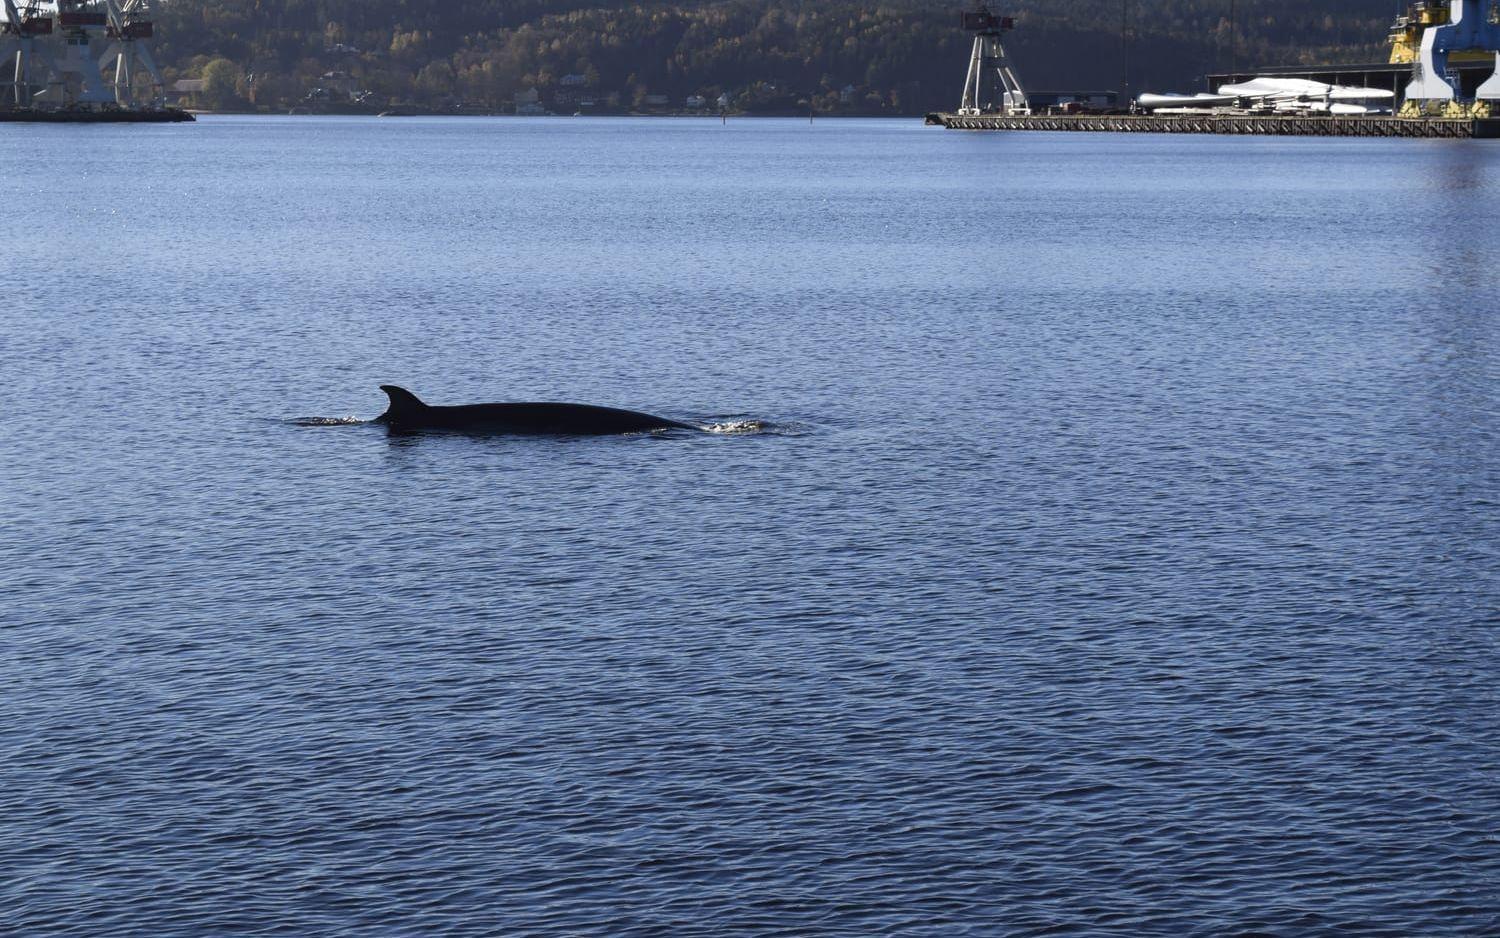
[928,112,1500,138]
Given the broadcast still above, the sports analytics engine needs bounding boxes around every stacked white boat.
[1138,78,1395,115]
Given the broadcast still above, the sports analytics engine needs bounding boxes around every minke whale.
[375,385,697,435]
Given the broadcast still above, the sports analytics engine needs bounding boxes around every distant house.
[716,92,732,109]
[840,84,858,103]
[642,93,669,107]
[685,94,706,109]
[514,87,544,115]
[515,101,547,116]
[169,78,205,105]
[321,71,356,96]
[559,73,587,87]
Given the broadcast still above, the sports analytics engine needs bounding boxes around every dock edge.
[925,112,1500,138]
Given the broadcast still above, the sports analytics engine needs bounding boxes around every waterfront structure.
[929,110,1500,136]
[1207,3,1500,116]
[934,0,1500,133]
[1,0,188,120]
[1400,0,1500,110]
[1138,77,1394,116]
[957,4,1028,115]
[1205,2,1500,115]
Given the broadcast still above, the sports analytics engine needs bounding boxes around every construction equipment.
[1,0,167,112]
[957,3,1029,115]
[1402,0,1500,105]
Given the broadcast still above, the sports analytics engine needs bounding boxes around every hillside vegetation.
[151,0,1394,113]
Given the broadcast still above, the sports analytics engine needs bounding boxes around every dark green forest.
[151,0,1398,113]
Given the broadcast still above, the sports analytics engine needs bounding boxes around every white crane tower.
[957,3,1029,115]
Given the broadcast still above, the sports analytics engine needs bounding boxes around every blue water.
[3,116,1498,935]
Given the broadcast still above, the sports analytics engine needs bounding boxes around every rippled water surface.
[3,116,1499,935]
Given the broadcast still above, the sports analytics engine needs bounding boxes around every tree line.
[151,0,1394,113]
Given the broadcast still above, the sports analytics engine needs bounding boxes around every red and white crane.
[1,0,164,111]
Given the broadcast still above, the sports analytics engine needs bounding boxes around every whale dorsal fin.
[379,385,428,421]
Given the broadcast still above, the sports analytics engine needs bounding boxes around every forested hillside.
[150,0,1395,113]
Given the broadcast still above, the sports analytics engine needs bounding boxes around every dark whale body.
[375,385,696,435]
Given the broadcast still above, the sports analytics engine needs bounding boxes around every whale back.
[375,384,694,434]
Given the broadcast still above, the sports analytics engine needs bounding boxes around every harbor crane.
[948,0,1500,117]
[1404,0,1500,106]
[100,0,165,107]
[957,3,1029,115]
[27,0,115,108]
[2,0,48,106]
[1,0,165,111]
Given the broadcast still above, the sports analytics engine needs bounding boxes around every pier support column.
[1479,53,1500,99]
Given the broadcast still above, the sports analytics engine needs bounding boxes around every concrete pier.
[0,107,194,123]
[927,112,1500,138]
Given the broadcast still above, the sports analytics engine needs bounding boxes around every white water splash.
[289,416,367,426]
[701,419,771,435]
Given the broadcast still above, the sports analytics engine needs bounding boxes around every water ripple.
[2,118,1498,936]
